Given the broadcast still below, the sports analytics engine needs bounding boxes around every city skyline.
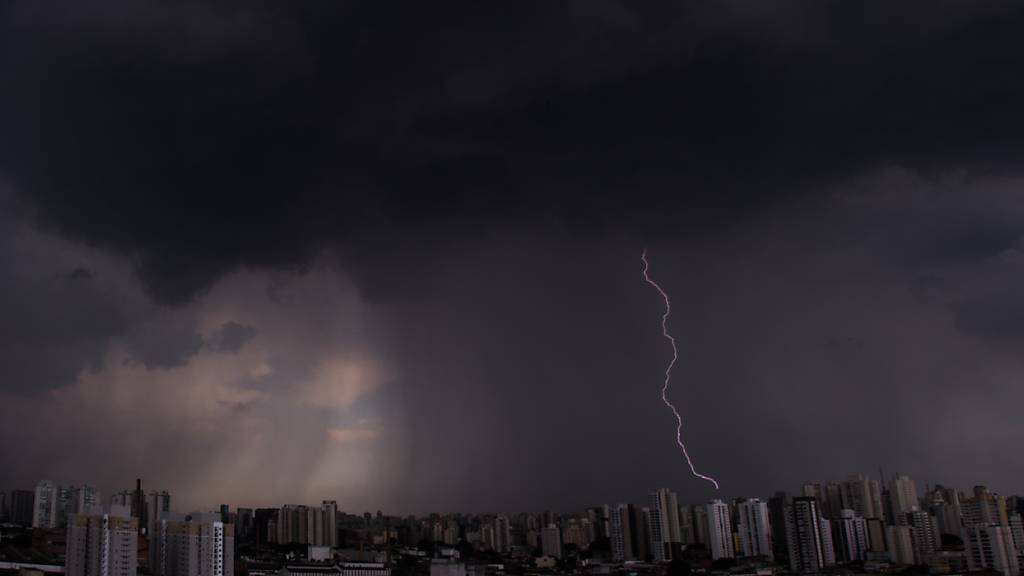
[5,469,1024,575]
[4,471,1018,520]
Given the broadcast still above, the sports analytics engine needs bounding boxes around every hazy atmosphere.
[3,1,1024,514]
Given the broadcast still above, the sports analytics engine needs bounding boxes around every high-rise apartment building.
[785,497,835,573]
[72,485,100,516]
[962,486,1009,528]
[965,524,1020,576]
[906,509,939,564]
[151,515,234,576]
[66,512,139,576]
[610,504,634,562]
[147,491,171,537]
[736,498,772,560]
[693,505,709,546]
[645,499,667,561]
[631,506,649,560]
[647,489,681,560]
[889,476,919,515]
[834,509,868,562]
[34,480,61,528]
[11,489,35,526]
[886,525,915,565]
[841,475,885,521]
[767,492,790,563]
[235,508,254,543]
[495,514,511,553]
[707,499,734,560]
[866,518,887,555]
[542,524,562,559]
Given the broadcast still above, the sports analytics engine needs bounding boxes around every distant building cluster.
[1,472,1023,575]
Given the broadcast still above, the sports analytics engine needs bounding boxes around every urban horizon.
[6,1,1024,575]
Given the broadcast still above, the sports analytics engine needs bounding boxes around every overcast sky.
[3,0,1024,514]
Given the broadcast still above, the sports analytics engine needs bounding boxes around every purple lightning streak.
[641,249,720,490]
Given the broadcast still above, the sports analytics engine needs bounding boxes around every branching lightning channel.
[641,249,720,490]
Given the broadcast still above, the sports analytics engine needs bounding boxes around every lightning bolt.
[641,249,720,490]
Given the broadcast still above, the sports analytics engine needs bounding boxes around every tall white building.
[786,497,835,573]
[834,509,868,562]
[151,516,234,576]
[906,509,939,564]
[736,498,772,560]
[707,499,734,560]
[965,524,1020,576]
[66,511,139,576]
[542,524,562,559]
[889,475,919,515]
[647,489,681,560]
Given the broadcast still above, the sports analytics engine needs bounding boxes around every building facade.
[151,517,234,576]
[785,497,835,573]
[706,499,734,560]
[65,512,139,576]
[737,498,772,560]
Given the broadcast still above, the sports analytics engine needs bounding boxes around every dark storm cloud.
[6,1,1024,513]
[205,320,258,353]
[4,1,1024,304]
[123,315,204,370]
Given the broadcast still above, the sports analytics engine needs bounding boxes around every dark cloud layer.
[3,2,1024,512]
[4,1,1024,304]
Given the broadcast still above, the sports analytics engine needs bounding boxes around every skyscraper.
[10,489,34,526]
[889,475,919,515]
[66,511,139,576]
[610,504,634,562]
[842,475,885,521]
[234,508,253,543]
[630,505,649,560]
[906,509,939,564]
[72,485,100,516]
[962,486,1009,528]
[495,514,511,553]
[736,498,772,560]
[767,491,790,564]
[823,482,844,520]
[319,500,338,547]
[151,515,234,576]
[707,499,734,560]
[34,480,58,528]
[886,525,915,565]
[645,499,667,562]
[147,491,171,537]
[785,497,835,573]
[131,479,146,533]
[481,523,496,551]
[965,524,1020,576]
[542,524,562,559]
[647,489,681,560]
[833,509,868,562]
